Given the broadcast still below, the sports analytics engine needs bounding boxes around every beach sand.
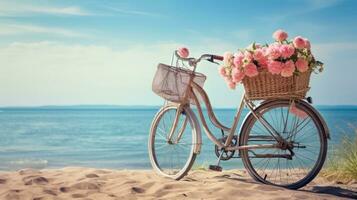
[0,167,356,200]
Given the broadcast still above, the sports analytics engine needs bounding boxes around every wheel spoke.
[156,127,168,140]
[241,100,327,189]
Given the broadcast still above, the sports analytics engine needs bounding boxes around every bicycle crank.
[214,135,238,161]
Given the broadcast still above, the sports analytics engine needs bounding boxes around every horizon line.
[1,104,357,109]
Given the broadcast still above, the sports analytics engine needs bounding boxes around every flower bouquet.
[219,29,323,100]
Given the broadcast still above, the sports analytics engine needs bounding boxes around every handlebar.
[174,50,223,67]
[211,55,224,61]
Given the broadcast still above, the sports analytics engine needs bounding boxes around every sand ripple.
[0,167,355,199]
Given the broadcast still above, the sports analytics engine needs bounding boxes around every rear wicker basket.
[242,70,311,100]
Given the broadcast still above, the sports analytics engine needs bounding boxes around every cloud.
[0,40,244,107]
[256,0,343,22]
[104,7,163,17]
[0,23,89,38]
[0,42,177,106]
[0,1,90,16]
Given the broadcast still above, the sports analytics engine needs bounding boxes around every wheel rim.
[242,101,325,187]
[149,107,196,178]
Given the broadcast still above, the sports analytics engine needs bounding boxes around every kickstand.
[209,148,224,172]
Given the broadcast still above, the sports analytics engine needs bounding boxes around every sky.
[0,0,356,107]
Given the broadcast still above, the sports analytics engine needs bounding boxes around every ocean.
[0,106,356,171]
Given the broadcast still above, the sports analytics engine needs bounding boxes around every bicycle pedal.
[209,165,222,172]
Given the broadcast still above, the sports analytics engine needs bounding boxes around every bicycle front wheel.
[148,105,198,180]
[240,99,328,189]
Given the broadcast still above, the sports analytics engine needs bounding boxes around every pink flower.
[295,58,309,72]
[257,56,268,68]
[293,36,306,49]
[228,81,236,89]
[244,51,253,63]
[267,60,283,75]
[224,52,233,59]
[232,67,245,83]
[233,52,244,68]
[225,77,236,89]
[281,60,295,77]
[219,66,226,77]
[280,44,295,59]
[260,47,269,65]
[244,63,259,77]
[273,29,288,42]
[178,47,189,58]
[253,49,265,60]
[256,49,268,67]
[304,38,311,49]
[266,45,281,59]
[224,52,234,66]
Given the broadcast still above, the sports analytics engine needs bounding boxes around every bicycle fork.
[166,104,186,144]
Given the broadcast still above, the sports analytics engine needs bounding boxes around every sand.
[0,167,356,200]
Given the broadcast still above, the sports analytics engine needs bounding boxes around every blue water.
[0,106,356,171]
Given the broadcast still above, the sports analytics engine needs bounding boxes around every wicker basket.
[242,70,311,100]
[152,63,206,103]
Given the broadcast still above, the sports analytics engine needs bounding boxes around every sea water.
[0,106,356,171]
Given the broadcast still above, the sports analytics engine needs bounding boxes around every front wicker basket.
[242,70,312,100]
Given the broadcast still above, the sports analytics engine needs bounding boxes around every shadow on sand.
[308,186,357,199]
[218,174,357,199]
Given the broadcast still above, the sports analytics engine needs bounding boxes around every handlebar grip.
[212,55,223,61]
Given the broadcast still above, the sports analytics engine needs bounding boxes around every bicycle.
[148,50,330,189]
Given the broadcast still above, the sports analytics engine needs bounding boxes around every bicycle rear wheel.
[148,105,198,180]
[240,99,328,189]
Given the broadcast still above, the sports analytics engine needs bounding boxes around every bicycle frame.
[166,51,289,154]
[190,82,282,151]
[167,82,285,154]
